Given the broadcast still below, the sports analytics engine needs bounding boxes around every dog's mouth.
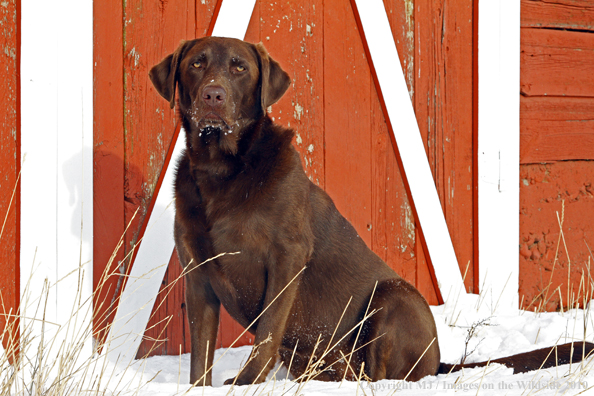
[194,113,230,137]
[198,116,233,137]
[199,125,223,138]
[202,111,225,124]
[198,112,228,128]
[192,112,240,155]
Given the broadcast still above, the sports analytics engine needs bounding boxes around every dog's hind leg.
[362,278,441,382]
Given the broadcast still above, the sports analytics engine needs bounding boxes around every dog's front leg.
[185,268,220,386]
[224,262,303,386]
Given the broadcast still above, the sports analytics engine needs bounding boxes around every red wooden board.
[521,28,594,97]
[412,0,476,295]
[324,0,374,250]
[0,0,19,355]
[521,0,594,32]
[93,0,126,349]
[520,96,594,163]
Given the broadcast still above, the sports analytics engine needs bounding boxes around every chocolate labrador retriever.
[149,37,593,386]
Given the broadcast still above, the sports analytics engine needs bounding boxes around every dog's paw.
[224,376,252,386]
[224,374,264,386]
[223,377,235,386]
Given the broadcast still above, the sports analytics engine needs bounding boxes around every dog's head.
[149,37,291,156]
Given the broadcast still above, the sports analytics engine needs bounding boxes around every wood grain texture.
[0,0,19,353]
[413,0,475,293]
[377,0,420,289]
[93,0,125,349]
[519,162,594,311]
[521,28,594,97]
[123,0,197,253]
[520,96,594,163]
[324,0,373,249]
[521,0,594,31]
[260,0,325,188]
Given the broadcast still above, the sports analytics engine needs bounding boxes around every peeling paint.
[401,201,415,252]
[294,103,304,120]
[128,47,140,67]
[404,0,414,99]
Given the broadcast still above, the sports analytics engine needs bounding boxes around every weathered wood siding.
[0,0,19,352]
[519,0,594,311]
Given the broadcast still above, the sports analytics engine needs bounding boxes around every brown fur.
[149,37,594,386]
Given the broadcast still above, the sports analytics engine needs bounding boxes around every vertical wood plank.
[0,0,19,353]
[409,0,437,301]
[93,0,125,348]
[370,92,419,286]
[259,0,325,187]
[413,0,475,293]
[478,0,520,310]
[369,0,418,286]
[20,0,59,339]
[122,0,197,257]
[21,0,93,360]
[324,0,373,247]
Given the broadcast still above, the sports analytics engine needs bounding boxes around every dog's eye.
[192,62,202,69]
[235,65,246,72]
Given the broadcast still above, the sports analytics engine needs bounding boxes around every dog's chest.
[209,204,275,259]
[207,217,270,323]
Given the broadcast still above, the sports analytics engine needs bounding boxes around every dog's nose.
[202,85,227,107]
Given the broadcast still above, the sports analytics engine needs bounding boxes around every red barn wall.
[519,0,594,311]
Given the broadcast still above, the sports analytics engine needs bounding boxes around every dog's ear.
[254,42,291,113]
[149,40,189,109]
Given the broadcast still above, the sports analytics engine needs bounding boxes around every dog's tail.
[438,342,594,374]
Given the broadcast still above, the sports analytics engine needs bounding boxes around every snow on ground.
[102,294,594,395]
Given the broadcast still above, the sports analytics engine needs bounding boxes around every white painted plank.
[104,0,257,364]
[105,136,183,362]
[478,0,521,311]
[21,0,93,362]
[352,0,466,300]
[211,0,257,40]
